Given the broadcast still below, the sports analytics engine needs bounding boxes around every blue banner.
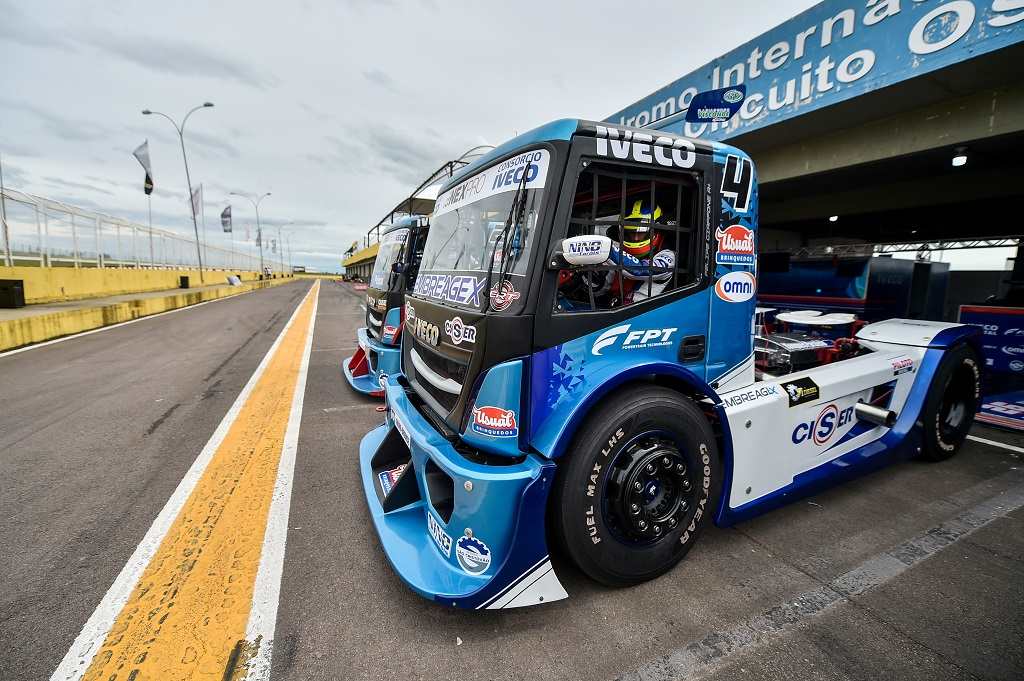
[606,0,1024,139]
[958,305,1024,376]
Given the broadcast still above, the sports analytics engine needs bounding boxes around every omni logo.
[715,271,756,303]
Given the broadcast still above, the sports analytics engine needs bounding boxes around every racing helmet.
[622,200,663,257]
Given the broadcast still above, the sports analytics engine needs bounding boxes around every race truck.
[344,215,429,397]
[359,119,981,609]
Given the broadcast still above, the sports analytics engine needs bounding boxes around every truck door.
[534,136,714,380]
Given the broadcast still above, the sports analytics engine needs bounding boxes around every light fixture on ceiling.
[828,215,839,222]
[952,146,968,167]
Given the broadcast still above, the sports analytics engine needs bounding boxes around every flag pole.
[147,194,154,267]
[0,151,11,267]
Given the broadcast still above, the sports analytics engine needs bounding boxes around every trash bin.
[179,276,190,289]
[0,279,26,308]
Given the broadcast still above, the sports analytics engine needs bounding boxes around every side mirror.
[391,262,405,274]
[558,235,612,267]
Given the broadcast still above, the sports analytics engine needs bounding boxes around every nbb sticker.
[471,406,518,437]
[715,225,755,266]
[792,403,854,447]
[715,271,756,303]
[782,377,819,407]
[427,512,452,557]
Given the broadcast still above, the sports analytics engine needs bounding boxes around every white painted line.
[0,282,304,360]
[50,283,318,681]
[967,434,1024,456]
[242,282,318,680]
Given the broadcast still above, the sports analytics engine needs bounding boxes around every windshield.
[414,149,550,310]
[369,227,410,290]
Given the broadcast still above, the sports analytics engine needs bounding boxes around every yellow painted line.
[53,280,319,681]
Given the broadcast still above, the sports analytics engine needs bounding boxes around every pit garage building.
[608,0,1024,308]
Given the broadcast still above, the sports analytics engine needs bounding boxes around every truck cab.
[343,215,429,397]
[359,119,980,609]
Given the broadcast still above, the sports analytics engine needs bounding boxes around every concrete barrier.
[0,277,298,352]
[0,266,289,305]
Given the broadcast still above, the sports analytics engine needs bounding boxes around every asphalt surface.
[2,279,1022,681]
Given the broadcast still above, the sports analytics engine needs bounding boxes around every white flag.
[132,140,153,195]
[190,185,203,217]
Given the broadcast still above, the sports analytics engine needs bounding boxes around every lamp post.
[142,102,213,282]
[277,220,294,275]
[230,191,271,276]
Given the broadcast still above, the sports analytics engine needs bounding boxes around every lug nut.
[662,456,671,467]
[668,517,677,528]
[653,525,662,535]
[638,519,648,530]
[634,480,643,491]
[630,503,640,514]
[645,463,656,474]
[675,463,685,473]
[679,500,689,513]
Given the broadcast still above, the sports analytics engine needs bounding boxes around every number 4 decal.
[721,154,752,214]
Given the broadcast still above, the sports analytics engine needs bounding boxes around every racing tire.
[551,385,721,587]
[918,344,981,462]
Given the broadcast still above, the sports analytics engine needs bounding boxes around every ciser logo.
[444,316,476,346]
[594,125,696,169]
[592,324,678,356]
[792,403,854,447]
[715,225,755,266]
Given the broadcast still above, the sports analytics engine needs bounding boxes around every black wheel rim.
[602,430,696,546]
[939,365,975,442]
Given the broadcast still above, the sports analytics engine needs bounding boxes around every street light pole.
[231,191,271,276]
[142,102,214,283]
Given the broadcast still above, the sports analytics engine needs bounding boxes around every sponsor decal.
[891,357,914,376]
[792,403,854,447]
[488,280,521,311]
[434,150,550,219]
[444,316,477,346]
[455,536,492,575]
[723,88,744,104]
[414,273,488,307]
[1004,328,1024,336]
[782,377,819,407]
[1001,346,1024,357]
[721,384,780,408]
[565,237,606,258]
[382,325,399,342]
[594,125,696,169]
[592,324,678,356]
[471,406,518,437]
[411,317,439,346]
[405,302,416,320]
[366,295,387,312]
[427,512,452,558]
[1011,360,1024,372]
[721,154,753,213]
[714,271,756,302]
[392,410,411,449]
[715,224,755,266]
[377,463,406,495]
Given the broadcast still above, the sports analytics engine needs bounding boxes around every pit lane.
[1,280,1020,681]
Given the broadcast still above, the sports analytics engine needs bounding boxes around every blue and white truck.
[359,119,981,609]
[343,215,429,397]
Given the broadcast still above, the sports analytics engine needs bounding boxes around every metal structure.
[356,145,494,251]
[142,102,214,282]
[0,187,284,272]
[781,237,1022,260]
[230,191,272,273]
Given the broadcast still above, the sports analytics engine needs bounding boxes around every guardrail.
[0,187,286,272]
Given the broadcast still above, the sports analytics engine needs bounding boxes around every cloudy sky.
[1,0,818,272]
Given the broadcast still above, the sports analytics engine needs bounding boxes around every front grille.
[408,338,467,415]
[367,309,383,339]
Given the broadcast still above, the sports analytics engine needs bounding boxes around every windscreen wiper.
[483,162,530,312]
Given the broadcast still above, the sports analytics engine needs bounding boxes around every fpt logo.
[792,403,854,447]
[714,271,756,303]
[715,225,755,265]
[591,324,678,356]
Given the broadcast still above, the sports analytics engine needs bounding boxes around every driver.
[596,200,675,305]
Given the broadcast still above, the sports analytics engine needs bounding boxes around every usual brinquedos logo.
[444,316,477,346]
[471,406,518,437]
[489,280,521,311]
[715,225,755,266]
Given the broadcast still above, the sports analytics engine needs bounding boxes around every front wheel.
[918,344,981,462]
[551,386,721,587]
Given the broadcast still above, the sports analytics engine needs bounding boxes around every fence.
[0,187,287,272]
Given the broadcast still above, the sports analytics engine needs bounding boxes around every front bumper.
[358,378,568,609]
[342,327,401,397]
